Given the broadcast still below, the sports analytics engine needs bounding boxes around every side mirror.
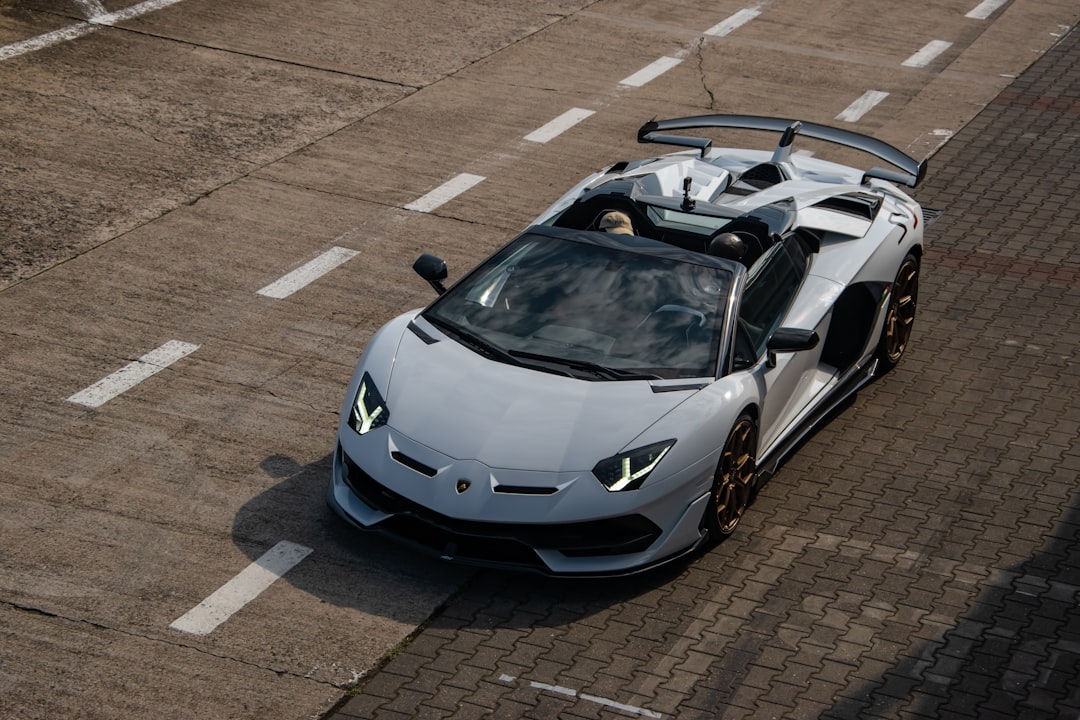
[412,253,447,295]
[766,327,819,368]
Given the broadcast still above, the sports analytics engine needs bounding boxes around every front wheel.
[876,253,920,374]
[705,414,758,539]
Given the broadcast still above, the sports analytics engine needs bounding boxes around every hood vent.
[391,451,437,477]
[493,484,559,496]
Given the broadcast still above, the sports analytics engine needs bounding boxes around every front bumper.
[326,429,714,576]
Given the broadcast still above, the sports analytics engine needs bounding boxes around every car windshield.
[423,232,733,380]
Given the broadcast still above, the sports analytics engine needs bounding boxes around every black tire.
[876,253,919,374]
[704,414,758,539]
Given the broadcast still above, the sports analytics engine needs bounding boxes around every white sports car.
[327,114,926,576]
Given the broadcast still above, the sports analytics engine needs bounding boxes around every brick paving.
[326,26,1080,720]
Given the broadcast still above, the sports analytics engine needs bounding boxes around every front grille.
[379,515,543,566]
[341,454,662,565]
[342,455,415,514]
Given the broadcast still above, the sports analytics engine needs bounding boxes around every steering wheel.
[652,304,708,327]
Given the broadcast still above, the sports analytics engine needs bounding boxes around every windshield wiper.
[424,317,659,380]
[423,315,523,367]
[508,351,661,381]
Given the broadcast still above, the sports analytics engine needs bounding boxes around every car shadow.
[231,450,688,621]
[230,451,474,618]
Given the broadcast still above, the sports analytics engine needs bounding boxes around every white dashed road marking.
[525,108,596,143]
[169,541,313,636]
[619,56,682,87]
[405,173,486,213]
[705,7,762,37]
[967,0,1009,20]
[902,40,953,68]
[835,90,889,122]
[67,340,199,408]
[257,246,360,299]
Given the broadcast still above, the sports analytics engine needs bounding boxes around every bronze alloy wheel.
[879,253,920,370]
[708,414,758,538]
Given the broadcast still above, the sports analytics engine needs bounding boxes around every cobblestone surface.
[327,26,1080,720]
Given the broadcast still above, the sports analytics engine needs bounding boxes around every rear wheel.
[876,253,919,373]
[705,414,758,539]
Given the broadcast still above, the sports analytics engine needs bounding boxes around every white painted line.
[705,7,762,37]
[580,691,663,718]
[902,40,953,68]
[619,56,682,87]
[0,0,185,62]
[835,90,889,122]
[257,246,359,299]
[532,680,578,699]
[0,24,98,61]
[524,108,595,143]
[966,0,1008,19]
[499,674,662,718]
[404,172,486,213]
[75,0,108,19]
[68,340,199,408]
[169,541,313,636]
[91,0,186,26]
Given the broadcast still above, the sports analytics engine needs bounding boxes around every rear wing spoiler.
[637,114,928,188]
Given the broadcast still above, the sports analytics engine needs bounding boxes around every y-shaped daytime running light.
[592,440,675,492]
[349,373,389,435]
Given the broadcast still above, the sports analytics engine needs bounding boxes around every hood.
[382,326,694,472]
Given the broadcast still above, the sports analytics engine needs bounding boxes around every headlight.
[592,440,675,492]
[348,372,389,435]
